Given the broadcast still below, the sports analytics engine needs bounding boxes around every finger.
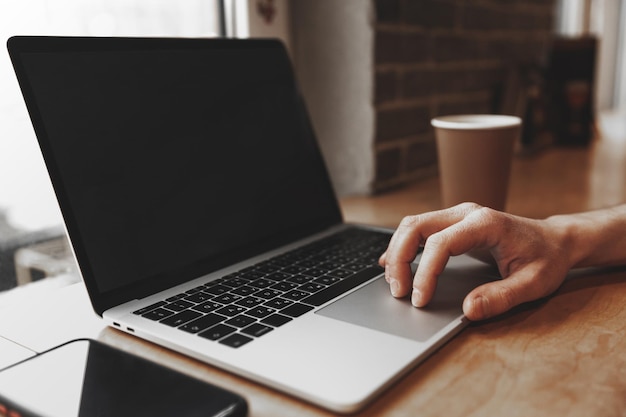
[384,204,483,298]
[384,212,454,297]
[462,268,549,320]
[411,208,500,307]
[378,250,387,267]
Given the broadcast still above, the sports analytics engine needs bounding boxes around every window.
[0,1,222,292]
[556,0,626,111]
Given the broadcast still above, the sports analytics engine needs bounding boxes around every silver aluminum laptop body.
[8,36,500,413]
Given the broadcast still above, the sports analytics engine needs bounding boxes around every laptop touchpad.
[316,255,500,342]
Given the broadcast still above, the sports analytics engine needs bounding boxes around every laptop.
[7,36,500,413]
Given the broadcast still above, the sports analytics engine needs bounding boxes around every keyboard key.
[247,306,276,318]
[221,277,249,288]
[254,289,282,299]
[314,276,340,285]
[302,268,328,278]
[231,285,257,296]
[265,272,291,281]
[219,333,253,348]
[165,300,194,312]
[180,313,226,333]
[199,324,236,340]
[184,291,212,304]
[191,301,223,313]
[299,282,326,293]
[301,266,383,307]
[160,309,202,327]
[186,285,206,294]
[215,305,247,317]
[133,301,166,315]
[211,293,242,304]
[282,290,310,301]
[281,265,308,274]
[270,281,298,291]
[225,314,257,328]
[254,263,281,274]
[270,257,293,267]
[261,313,292,327]
[237,270,265,280]
[165,294,186,302]
[319,261,343,270]
[344,263,368,272]
[281,303,314,318]
[242,323,273,337]
[143,307,175,321]
[204,284,231,296]
[328,269,352,279]
[235,296,264,308]
[263,298,293,310]
[249,278,274,288]
[297,259,317,268]
[203,279,223,288]
[286,274,311,284]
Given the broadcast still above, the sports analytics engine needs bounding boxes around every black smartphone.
[0,339,247,417]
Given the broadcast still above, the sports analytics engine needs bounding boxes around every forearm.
[547,204,626,269]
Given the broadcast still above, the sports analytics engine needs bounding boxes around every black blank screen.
[15,39,340,297]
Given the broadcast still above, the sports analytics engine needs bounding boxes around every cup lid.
[431,114,521,130]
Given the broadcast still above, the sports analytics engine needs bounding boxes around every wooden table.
[1,112,626,416]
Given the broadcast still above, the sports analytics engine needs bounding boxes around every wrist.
[544,214,587,269]
[546,206,626,269]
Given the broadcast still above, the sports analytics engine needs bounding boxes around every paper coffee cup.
[432,114,521,211]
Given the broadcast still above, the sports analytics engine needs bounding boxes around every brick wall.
[373,0,557,192]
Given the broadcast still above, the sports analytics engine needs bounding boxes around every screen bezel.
[7,36,343,315]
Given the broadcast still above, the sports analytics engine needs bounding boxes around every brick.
[431,34,487,62]
[375,31,431,64]
[462,3,555,32]
[435,67,505,94]
[401,69,437,98]
[437,99,493,117]
[404,0,457,29]
[375,70,399,104]
[375,147,402,182]
[406,139,438,171]
[401,32,433,62]
[488,38,548,65]
[376,106,431,142]
[512,11,555,31]
[374,0,402,23]
[375,31,404,64]
[462,4,512,31]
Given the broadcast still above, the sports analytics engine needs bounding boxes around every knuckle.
[457,201,482,212]
[398,214,422,230]
[495,284,518,310]
[385,250,404,265]
[466,205,509,231]
[472,206,497,221]
[424,230,450,250]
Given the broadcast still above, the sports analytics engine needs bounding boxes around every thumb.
[462,271,546,320]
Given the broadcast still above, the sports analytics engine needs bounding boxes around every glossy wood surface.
[1,112,626,416]
[341,111,626,226]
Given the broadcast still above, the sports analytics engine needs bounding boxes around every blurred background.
[0,0,623,292]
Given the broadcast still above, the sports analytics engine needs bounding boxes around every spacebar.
[301,266,384,307]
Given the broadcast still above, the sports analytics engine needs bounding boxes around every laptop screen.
[9,37,342,312]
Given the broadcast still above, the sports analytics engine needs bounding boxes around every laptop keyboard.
[132,228,391,348]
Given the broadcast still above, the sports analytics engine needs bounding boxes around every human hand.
[379,203,573,320]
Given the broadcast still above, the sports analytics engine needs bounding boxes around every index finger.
[383,204,481,298]
[411,206,501,307]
